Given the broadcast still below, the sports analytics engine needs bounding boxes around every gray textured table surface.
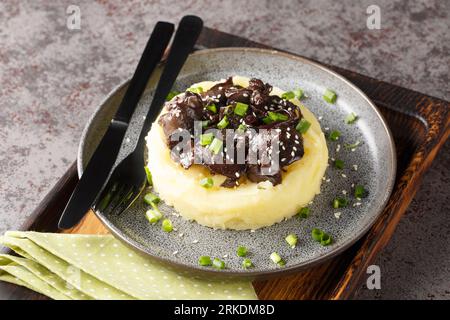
[0,0,448,299]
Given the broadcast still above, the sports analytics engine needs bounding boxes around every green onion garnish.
[298,207,310,218]
[285,234,298,248]
[198,256,212,266]
[270,252,285,266]
[332,197,348,209]
[200,133,214,146]
[354,185,367,198]
[187,86,203,94]
[334,159,344,169]
[201,120,209,128]
[143,192,160,205]
[234,102,249,116]
[199,177,214,189]
[311,228,333,246]
[209,138,223,154]
[320,233,332,246]
[242,258,253,269]
[268,111,288,122]
[323,89,337,104]
[294,88,304,99]
[237,124,247,132]
[262,116,273,124]
[329,130,341,141]
[311,228,323,242]
[212,258,226,269]
[344,141,361,150]
[296,118,311,134]
[236,246,248,257]
[217,115,229,129]
[144,166,153,186]
[161,219,173,232]
[345,112,358,124]
[206,103,217,113]
[281,91,296,100]
[166,90,180,101]
[145,204,162,224]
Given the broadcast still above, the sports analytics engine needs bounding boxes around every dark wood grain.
[1,26,448,300]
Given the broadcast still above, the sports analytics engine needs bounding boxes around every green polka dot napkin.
[0,231,257,300]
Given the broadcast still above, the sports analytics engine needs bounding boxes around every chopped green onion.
[209,138,223,154]
[262,116,273,124]
[242,258,253,269]
[187,86,203,94]
[311,228,333,246]
[268,111,288,122]
[344,140,361,150]
[217,116,229,129]
[345,112,358,124]
[298,207,310,218]
[144,166,153,185]
[293,88,304,99]
[237,124,247,132]
[201,120,210,128]
[166,90,180,101]
[198,256,212,266]
[161,219,173,232]
[236,246,248,257]
[320,233,332,246]
[212,258,226,269]
[270,252,283,263]
[143,192,160,205]
[354,185,367,198]
[145,204,162,224]
[199,177,214,189]
[206,103,217,113]
[333,197,349,209]
[329,130,341,141]
[234,102,249,116]
[323,89,337,104]
[281,91,296,100]
[334,159,344,169]
[200,133,214,146]
[285,234,298,248]
[296,118,311,134]
[311,228,323,242]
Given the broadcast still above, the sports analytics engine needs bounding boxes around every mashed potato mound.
[146,76,328,230]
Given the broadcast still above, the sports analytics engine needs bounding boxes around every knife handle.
[114,21,175,124]
[135,15,203,150]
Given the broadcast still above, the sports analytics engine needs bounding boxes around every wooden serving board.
[1,27,448,300]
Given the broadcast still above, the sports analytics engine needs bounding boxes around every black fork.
[94,15,203,215]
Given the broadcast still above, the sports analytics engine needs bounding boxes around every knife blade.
[58,21,174,229]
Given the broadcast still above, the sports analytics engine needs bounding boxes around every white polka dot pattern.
[0,231,257,300]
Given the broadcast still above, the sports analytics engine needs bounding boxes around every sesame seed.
[341,174,347,178]
[353,164,358,171]
[235,172,240,178]
[192,239,199,244]
[342,190,347,195]
[334,212,342,219]
[172,250,178,255]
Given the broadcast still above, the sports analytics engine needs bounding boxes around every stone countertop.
[0,0,448,299]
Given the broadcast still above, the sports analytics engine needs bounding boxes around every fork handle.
[135,15,203,150]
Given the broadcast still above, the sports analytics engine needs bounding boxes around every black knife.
[58,22,174,229]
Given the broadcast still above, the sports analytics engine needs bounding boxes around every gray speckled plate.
[78,48,396,279]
